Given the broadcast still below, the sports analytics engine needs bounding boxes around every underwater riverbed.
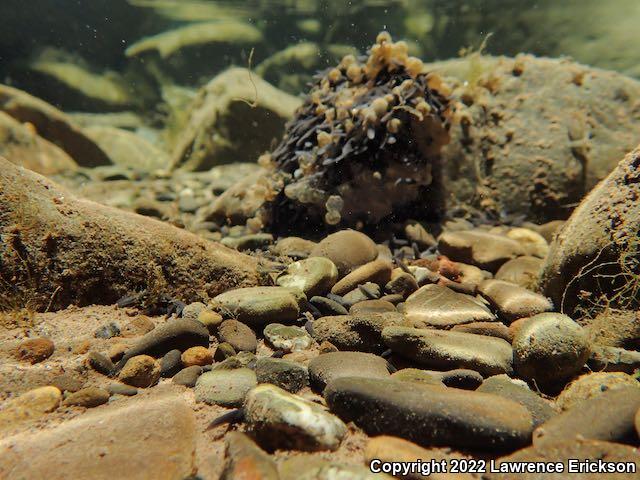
[1,1,640,479]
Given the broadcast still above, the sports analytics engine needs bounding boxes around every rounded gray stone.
[218,319,257,353]
[512,313,590,387]
[276,257,338,297]
[325,376,533,451]
[312,312,401,354]
[478,374,556,428]
[308,351,391,391]
[383,326,514,377]
[173,365,203,388]
[244,384,347,451]
[195,368,257,407]
[160,349,182,378]
[255,357,309,392]
[213,287,305,326]
[107,384,138,396]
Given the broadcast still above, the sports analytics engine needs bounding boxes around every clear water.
[2,0,639,107]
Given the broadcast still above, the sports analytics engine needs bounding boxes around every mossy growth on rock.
[253,32,452,235]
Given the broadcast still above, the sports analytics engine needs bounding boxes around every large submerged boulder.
[83,126,170,172]
[428,54,640,221]
[0,84,112,167]
[0,112,78,175]
[169,68,302,171]
[0,157,259,311]
[19,48,136,112]
[538,145,640,317]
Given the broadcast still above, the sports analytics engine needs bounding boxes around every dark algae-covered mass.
[260,32,453,233]
[2,2,640,479]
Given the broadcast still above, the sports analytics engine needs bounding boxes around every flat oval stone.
[0,395,197,479]
[310,230,378,277]
[197,308,223,333]
[533,386,640,447]
[438,230,525,272]
[272,236,317,257]
[213,287,305,326]
[255,357,309,393]
[244,384,347,451]
[478,279,553,323]
[309,296,349,316]
[181,346,213,367]
[349,299,396,314]
[495,256,544,287]
[331,259,393,296]
[478,374,556,428]
[0,386,62,432]
[173,365,203,388]
[63,387,110,408]
[308,351,391,391]
[276,257,338,297]
[512,313,590,387]
[391,368,445,387]
[324,377,533,451]
[402,284,495,328]
[451,321,512,342]
[312,312,401,353]
[160,349,182,378]
[107,384,138,396]
[383,326,513,377]
[218,319,257,353]
[16,338,55,364]
[506,227,549,258]
[195,368,256,407]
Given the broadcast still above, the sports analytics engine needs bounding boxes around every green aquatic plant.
[459,32,494,88]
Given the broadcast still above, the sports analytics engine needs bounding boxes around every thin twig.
[232,47,258,108]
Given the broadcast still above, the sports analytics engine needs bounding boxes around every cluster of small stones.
[253,32,452,233]
[52,163,261,243]
[5,217,640,478]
